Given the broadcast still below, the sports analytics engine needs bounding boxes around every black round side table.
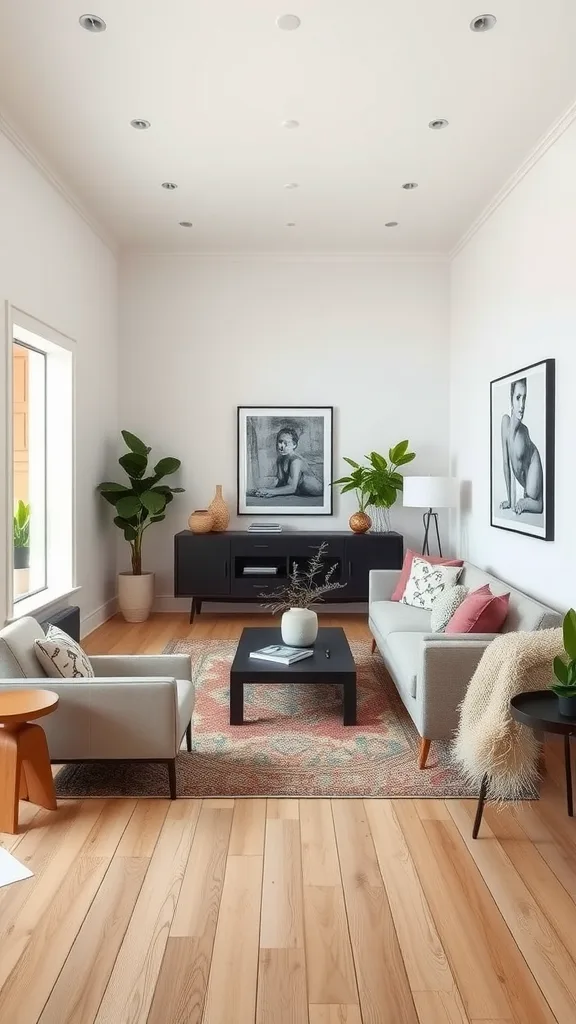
[472,690,576,839]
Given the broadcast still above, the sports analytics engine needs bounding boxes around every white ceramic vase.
[281,607,318,647]
[117,571,155,622]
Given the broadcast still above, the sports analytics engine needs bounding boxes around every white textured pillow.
[401,556,463,611]
[430,584,469,632]
[34,625,94,679]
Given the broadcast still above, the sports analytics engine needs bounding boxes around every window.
[9,309,75,617]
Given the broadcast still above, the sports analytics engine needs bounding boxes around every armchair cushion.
[34,625,94,678]
[0,616,47,679]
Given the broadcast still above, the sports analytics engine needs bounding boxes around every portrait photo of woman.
[237,407,333,515]
[490,359,555,540]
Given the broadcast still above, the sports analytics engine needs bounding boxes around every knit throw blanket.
[453,627,563,800]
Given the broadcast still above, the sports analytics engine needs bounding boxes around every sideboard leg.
[189,600,195,624]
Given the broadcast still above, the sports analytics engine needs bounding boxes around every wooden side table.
[0,689,59,834]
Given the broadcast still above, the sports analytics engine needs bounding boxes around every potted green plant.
[13,500,30,569]
[552,609,576,716]
[333,440,416,534]
[363,441,416,532]
[260,542,346,646]
[97,431,185,622]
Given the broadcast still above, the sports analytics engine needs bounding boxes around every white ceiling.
[1,1,576,254]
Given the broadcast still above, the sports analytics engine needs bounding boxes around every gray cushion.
[384,632,424,700]
[0,616,47,679]
[369,600,432,640]
[177,678,195,740]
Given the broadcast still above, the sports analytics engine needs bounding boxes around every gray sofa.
[369,561,561,768]
[0,616,195,797]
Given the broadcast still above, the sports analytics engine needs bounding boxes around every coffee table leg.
[230,679,244,725]
[343,680,357,726]
[565,735,573,817]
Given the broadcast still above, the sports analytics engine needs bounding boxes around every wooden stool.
[0,689,59,834]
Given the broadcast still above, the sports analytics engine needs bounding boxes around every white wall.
[120,256,450,601]
[0,130,119,633]
[450,119,576,611]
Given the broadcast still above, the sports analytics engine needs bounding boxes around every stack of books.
[249,644,314,665]
[247,522,282,533]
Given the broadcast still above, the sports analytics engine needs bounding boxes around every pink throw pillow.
[445,584,510,634]
[391,548,464,602]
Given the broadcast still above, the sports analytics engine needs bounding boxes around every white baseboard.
[154,595,367,615]
[81,597,117,637]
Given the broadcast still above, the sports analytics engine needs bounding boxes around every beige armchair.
[0,617,194,798]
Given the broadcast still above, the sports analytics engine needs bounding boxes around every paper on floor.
[0,846,34,888]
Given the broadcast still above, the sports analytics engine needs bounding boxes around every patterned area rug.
[55,638,478,799]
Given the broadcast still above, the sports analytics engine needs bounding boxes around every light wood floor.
[1,613,576,1024]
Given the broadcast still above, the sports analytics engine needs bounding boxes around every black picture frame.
[490,358,555,541]
[237,406,334,516]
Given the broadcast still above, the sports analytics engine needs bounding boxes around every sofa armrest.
[89,654,192,681]
[0,677,180,759]
[369,570,401,604]
[417,636,495,740]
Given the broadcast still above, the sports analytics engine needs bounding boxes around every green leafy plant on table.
[333,440,416,529]
[552,609,576,710]
[97,431,184,575]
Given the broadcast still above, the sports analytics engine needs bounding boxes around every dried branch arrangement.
[260,541,346,614]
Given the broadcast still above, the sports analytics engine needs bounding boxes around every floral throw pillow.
[34,625,94,679]
[401,556,463,611]
[430,584,469,632]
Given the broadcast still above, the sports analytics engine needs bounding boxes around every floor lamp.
[402,476,458,558]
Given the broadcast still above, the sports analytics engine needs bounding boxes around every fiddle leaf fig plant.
[552,609,576,699]
[97,431,184,575]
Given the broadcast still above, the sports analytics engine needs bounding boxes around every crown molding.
[450,97,576,260]
[123,250,449,264]
[0,112,117,256]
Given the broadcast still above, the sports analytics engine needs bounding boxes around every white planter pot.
[118,571,154,622]
[281,607,318,647]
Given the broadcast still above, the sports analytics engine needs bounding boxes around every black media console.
[174,531,403,621]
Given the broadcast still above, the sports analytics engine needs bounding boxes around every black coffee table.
[473,690,576,839]
[229,627,357,726]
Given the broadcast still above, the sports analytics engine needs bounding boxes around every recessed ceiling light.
[429,118,449,130]
[277,14,301,30]
[402,182,418,190]
[282,120,300,129]
[284,182,299,189]
[385,222,398,228]
[470,14,497,32]
[161,182,178,190]
[79,14,106,32]
[130,119,150,130]
[179,221,193,228]
[286,222,296,227]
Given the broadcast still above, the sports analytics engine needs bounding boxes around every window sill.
[10,586,81,622]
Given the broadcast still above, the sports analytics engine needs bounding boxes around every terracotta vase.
[208,485,230,532]
[188,509,214,534]
[349,511,372,534]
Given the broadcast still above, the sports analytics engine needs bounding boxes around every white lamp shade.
[402,476,458,509]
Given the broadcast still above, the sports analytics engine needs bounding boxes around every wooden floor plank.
[115,799,170,857]
[147,802,232,1024]
[38,856,149,1024]
[260,818,305,949]
[308,1007,362,1024]
[202,855,263,1024]
[300,799,341,887]
[332,800,418,1024]
[0,800,136,1024]
[256,948,308,1024]
[303,886,358,1005]
[267,798,300,819]
[448,799,576,1024]
[412,990,470,1024]
[394,801,556,1024]
[365,800,466,1013]
[95,800,201,1024]
[228,798,266,856]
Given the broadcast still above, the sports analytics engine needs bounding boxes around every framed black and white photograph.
[490,359,555,540]
[237,406,333,515]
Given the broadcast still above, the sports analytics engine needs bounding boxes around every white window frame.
[4,303,77,620]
